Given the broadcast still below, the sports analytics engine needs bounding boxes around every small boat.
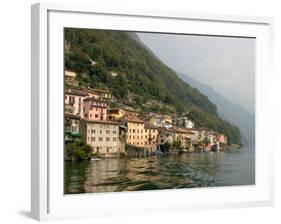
[91,157,101,161]
[155,150,164,156]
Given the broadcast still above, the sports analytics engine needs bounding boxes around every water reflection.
[65,147,255,194]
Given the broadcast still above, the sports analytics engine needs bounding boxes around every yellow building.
[107,107,139,121]
[122,115,145,147]
[170,126,193,149]
[144,123,158,151]
[65,70,79,87]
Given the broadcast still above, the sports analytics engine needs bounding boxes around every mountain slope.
[177,72,254,146]
[64,28,241,144]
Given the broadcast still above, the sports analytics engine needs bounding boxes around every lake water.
[64,147,255,194]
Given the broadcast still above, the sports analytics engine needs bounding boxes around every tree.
[172,140,182,150]
[162,142,172,153]
[65,141,92,161]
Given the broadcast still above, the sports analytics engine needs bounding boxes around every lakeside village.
[64,70,238,160]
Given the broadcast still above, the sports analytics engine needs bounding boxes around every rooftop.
[65,113,81,120]
[122,114,144,123]
[108,107,136,113]
[144,123,158,129]
[82,87,111,94]
[65,88,87,97]
[83,119,121,125]
[170,126,191,133]
[83,97,108,104]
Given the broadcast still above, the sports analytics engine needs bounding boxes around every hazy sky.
[137,32,255,114]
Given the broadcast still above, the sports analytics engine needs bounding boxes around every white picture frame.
[31,2,274,221]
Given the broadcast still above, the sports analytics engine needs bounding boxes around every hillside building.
[65,89,87,117]
[65,70,79,87]
[83,98,107,121]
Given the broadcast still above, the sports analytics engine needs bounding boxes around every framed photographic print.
[31,2,274,221]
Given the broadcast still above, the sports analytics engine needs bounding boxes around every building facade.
[65,70,79,87]
[176,117,195,129]
[157,128,175,151]
[147,113,173,128]
[65,89,87,117]
[80,120,125,157]
[107,107,139,121]
[64,114,81,142]
[144,124,158,151]
[81,87,112,101]
[83,98,107,121]
[170,126,193,149]
[122,115,145,147]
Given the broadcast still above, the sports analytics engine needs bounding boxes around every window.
[99,130,102,134]
[113,130,116,134]
[106,137,110,142]
[91,137,95,141]
[91,129,95,134]
[133,129,135,133]
[95,114,98,118]
[113,137,116,142]
[106,130,110,134]
[99,137,103,142]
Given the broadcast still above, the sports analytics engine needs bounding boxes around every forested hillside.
[64,28,241,144]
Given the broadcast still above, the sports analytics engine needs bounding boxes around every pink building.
[83,98,107,121]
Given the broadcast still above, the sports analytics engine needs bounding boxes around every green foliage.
[64,28,216,114]
[162,142,172,153]
[64,28,241,145]
[172,140,182,150]
[65,141,92,161]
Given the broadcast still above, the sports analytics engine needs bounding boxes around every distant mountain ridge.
[177,72,255,146]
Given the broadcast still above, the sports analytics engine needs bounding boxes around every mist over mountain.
[177,72,255,146]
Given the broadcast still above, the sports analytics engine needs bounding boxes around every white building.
[65,89,87,117]
[177,117,195,129]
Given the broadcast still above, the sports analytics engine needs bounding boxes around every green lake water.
[64,146,255,194]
